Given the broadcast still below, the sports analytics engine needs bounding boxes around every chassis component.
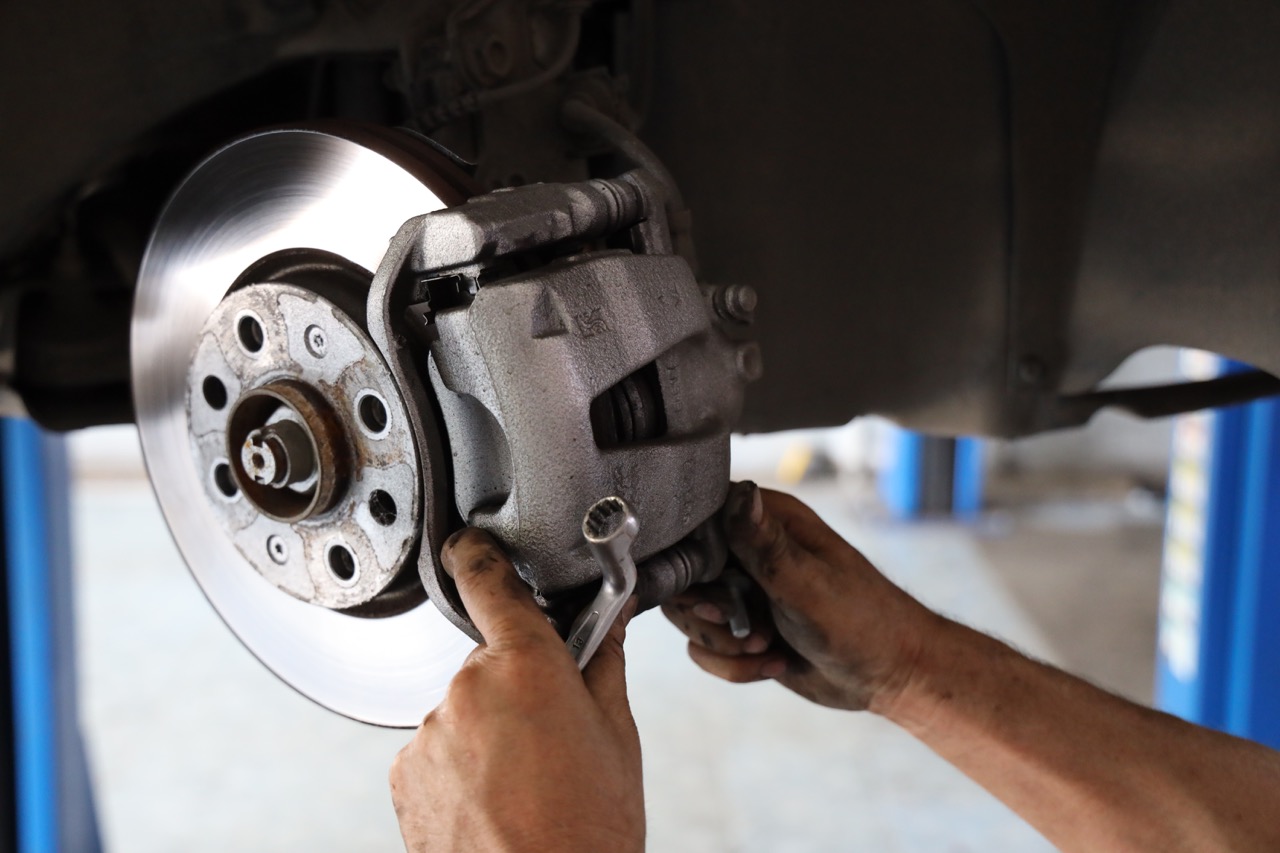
[367,166,747,637]
[133,124,748,724]
[11,1,1280,438]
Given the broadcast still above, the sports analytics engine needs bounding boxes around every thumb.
[440,528,560,650]
[723,481,817,601]
[583,596,638,724]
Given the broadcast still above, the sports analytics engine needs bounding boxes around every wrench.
[565,496,639,669]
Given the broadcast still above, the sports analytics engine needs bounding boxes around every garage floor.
[70,433,1163,852]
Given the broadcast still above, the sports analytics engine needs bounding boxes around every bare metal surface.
[133,128,474,726]
[722,569,753,640]
[189,283,421,611]
[429,253,737,590]
[632,521,727,612]
[410,177,649,270]
[368,173,749,606]
[567,496,640,668]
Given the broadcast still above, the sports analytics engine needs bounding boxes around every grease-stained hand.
[663,482,940,713]
[389,528,644,853]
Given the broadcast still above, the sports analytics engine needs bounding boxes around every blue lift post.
[878,428,984,520]
[2,419,100,853]
[1157,355,1280,749]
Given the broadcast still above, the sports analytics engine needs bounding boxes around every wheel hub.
[188,281,422,612]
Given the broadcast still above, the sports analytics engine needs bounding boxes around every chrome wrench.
[565,496,639,669]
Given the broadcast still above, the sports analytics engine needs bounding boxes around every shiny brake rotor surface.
[133,126,476,726]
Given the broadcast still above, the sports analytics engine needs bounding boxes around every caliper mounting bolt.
[713,284,758,324]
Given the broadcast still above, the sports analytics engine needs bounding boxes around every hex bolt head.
[267,534,288,565]
[714,284,759,324]
[305,325,327,358]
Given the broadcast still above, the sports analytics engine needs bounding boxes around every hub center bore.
[242,420,315,488]
[226,380,349,523]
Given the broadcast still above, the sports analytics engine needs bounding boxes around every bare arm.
[890,617,1280,852]
[665,482,1280,852]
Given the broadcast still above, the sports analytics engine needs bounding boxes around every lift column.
[878,429,983,520]
[1,419,100,852]
[1157,353,1280,748]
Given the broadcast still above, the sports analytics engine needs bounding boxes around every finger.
[686,641,789,684]
[761,488,852,554]
[441,528,560,650]
[661,602,774,655]
[583,597,637,721]
[723,482,823,598]
[664,584,740,625]
[723,486,799,594]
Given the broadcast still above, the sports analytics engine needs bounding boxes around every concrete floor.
[70,439,1164,851]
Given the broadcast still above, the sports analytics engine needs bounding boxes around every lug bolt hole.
[357,392,389,436]
[237,314,265,354]
[326,543,357,583]
[202,376,228,410]
[369,489,397,526]
[212,461,239,499]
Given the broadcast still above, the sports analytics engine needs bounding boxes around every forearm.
[879,617,1280,852]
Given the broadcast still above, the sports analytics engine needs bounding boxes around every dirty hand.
[390,528,644,853]
[663,482,939,712]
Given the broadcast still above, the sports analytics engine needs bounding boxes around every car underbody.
[3,0,1278,722]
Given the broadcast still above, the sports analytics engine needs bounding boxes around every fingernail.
[693,603,726,623]
[744,633,769,654]
[761,659,787,679]
[725,480,762,531]
[440,531,465,577]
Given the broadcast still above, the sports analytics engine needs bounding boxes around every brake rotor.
[133,126,477,726]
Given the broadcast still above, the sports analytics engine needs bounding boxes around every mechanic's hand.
[663,482,939,713]
[389,528,644,853]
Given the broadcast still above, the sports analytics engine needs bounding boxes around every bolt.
[714,284,758,324]
[241,420,315,488]
[267,535,288,565]
[305,325,327,358]
[242,432,283,485]
[735,342,764,382]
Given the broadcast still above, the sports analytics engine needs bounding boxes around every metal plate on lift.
[132,127,476,727]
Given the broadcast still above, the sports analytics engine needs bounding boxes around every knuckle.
[761,522,799,565]
[493,625,562,660]
[388,742,418,792]
[442,666,483,714]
